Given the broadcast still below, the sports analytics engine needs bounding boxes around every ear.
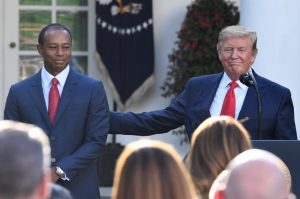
[36,44,43,56]
[35,170,51,199]
[251,49,258,63]
[288,193,297,199]
[218,50,222,61]
[214,190,225,199]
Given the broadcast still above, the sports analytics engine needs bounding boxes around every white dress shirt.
[41,65,70,110]
[209,72,248,119]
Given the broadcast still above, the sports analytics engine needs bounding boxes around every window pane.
[19,0,51,5]
[57,11,87,51]
[20,56,43,80]
[20,11,51,50]
[57,0,87,6]
[20,56,87,80]
[70,56,87,74]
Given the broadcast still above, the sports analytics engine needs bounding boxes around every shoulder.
[10,72,40,90]
[255,73,293,103]
[256,74,290,93]
[186,72,223,86]
[70,69,104,86]
[70,70,107,98]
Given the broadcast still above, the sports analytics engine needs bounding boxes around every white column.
[241,0,300,139]
[0,1,4,119]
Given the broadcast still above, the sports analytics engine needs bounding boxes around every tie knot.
[229,81,238,89]
[52,78,59,86]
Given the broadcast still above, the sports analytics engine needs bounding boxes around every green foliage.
[161,0,239,98]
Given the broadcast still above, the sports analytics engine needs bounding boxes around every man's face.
[37,29,72,76]
[218,37,257,81]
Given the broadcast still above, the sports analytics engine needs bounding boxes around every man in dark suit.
[4,23,109,199]
[110,25,297,140]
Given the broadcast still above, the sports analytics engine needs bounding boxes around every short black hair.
[50,183,73,199]
[38,23,72,45]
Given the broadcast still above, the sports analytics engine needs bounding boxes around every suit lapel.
[53,69,78,124]
[196,73,223,119]
[238,70,264,120]
[204,73,223,114]
[29,71,51,128]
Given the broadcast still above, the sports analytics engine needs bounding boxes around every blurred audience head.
[210,149,293,199]
[50,183,73,199]
[188,116,251,198]
[112,139,197,199]
[0,120,51,199]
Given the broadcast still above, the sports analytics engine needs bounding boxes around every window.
[19,0,88,79]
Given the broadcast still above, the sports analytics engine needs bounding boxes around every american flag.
[96,0,154,110]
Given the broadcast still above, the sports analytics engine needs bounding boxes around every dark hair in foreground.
[50,183,73,199]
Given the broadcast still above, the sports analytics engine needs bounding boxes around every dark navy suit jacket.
[110,72,297,140]
[4,68,109,199]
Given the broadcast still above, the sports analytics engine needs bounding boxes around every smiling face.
[218,36,257,81]
[37,29,72,76]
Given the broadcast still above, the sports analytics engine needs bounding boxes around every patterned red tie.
[48,78,60,124]
[220,81,238,118]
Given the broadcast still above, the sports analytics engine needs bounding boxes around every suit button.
[51,158,56,163]
[50,136,56,141]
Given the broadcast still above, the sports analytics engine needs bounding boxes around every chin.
[55,65,67,70]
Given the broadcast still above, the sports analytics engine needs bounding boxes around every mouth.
[228,61,242,64]
[54,60,65,64]
[228,62,242,66]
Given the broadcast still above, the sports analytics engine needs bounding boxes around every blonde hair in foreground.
[189,116,251,198]
[112,139,197,199]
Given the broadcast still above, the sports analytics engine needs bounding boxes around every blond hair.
[112,139,197,199]
[188,116,251,198]
[217,25,257,54]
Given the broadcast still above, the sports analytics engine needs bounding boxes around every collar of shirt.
[221,72,248,91]
[41,65,70,90]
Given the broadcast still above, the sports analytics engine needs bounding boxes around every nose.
[56,47,64,56]
[230,49,238,59]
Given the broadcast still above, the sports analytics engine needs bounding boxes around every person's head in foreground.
[188,116,251,198]
[112,139,197,199]
[50,183,73,199]
[209,149,294,199]
[0,120,51,199]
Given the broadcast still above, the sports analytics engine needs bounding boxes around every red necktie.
[48,78,60,124]
[220,81,238,118]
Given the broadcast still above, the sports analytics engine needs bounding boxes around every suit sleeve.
[274,88,297,139]
[4,86,21,121]
[109,80,191,135]
[56,81,109,180]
